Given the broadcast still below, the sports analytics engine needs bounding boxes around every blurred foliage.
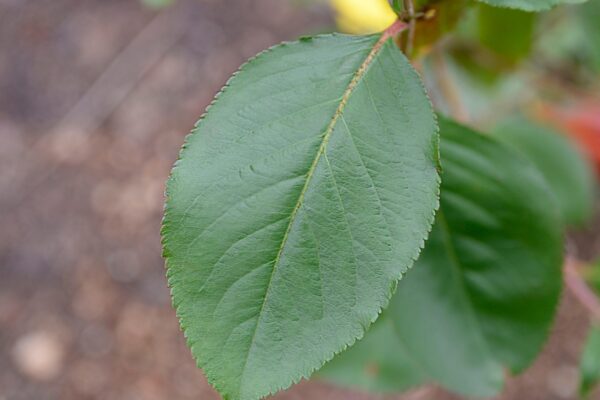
[141,0,174,9]
[491,117,596,227]
[579,0,600,72]
[407,0,468,57]
[533,4,600,88]
[321,117,564,397]
[477,3,536,64]
[584,261,600,296]
[580,325,600,397]
[318,315,425,393]
[479,0,588,12]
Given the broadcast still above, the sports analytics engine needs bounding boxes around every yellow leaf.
[330,0,397,34]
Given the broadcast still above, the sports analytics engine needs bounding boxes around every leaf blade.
[387,117,563,396]
[477,3,537,62]
[162,33,440,400]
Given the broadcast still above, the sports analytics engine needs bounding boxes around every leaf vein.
[238,34,395,395]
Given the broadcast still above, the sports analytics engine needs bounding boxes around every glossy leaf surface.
[162,33,440,400]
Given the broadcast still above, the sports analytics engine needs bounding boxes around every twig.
[382,19,408,42]
[431,48,469,123]
[565,257,600,322]
[403,0,416,57]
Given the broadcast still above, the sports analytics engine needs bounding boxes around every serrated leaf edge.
[161,32,441,400]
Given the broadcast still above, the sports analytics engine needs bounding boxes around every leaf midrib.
[238,33,395,395]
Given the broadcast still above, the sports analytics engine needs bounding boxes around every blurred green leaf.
[584,262,600,296]
[391,0,403,14]
[491,117,595,226]
[141,0,174,9]
[409,0,469,57]
[318,315,426,393]
[535,7,587,66]
[421,51,527,124]
[320,117,563,397]
[385,117,563,397]
[477,3,536,63]
[580,325,600,397]
[579,0,600,72]
[477,0,587,12]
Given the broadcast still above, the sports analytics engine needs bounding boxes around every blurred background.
[1,0,600,399]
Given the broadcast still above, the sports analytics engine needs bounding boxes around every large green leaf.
[580,325,600,397]
[477,0,587,11]
[316,117,563,397]
[389,118,562,396]
[491,117,595,226]
[162,33,440,400]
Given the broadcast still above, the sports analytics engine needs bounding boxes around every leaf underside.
[162,33,440,400]
[321,117,563,397]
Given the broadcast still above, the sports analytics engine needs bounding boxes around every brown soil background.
[0,0,598,399]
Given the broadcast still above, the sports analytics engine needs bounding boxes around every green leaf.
[317,314,426,393]
[581,325,600,397]
[583,261,600,296]
[162,33,440,400]
[316,117,563,397]
[477,3,537,62]
[477,0,586,11]
[409,0,469,57]
[579,0,600,72]
[386,117,563,397]
[491,117,595,226]
[391,0,403,14]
